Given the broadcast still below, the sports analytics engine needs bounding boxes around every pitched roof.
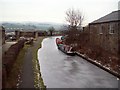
[90,10,120,24]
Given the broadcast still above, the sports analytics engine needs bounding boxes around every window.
[109,23,115,34]
[99,24,103,34]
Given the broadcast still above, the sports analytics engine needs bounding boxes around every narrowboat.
[56,37,76,56]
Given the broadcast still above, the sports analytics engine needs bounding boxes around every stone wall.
[15,31,38,39]
[2,40,25,88]
[89,21,119,55]
[0,26,5,45]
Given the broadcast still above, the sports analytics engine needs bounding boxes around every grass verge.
[32,37,46,89]
[6,45,30,88]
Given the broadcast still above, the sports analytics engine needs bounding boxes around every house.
[89,10,120,55]
[0,26,5,45]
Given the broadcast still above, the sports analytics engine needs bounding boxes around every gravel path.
[19,47,34,88]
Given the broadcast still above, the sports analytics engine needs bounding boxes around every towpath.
[19,46,34,88]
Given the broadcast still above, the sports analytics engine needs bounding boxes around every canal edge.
[76,52,120,79]
[32,37,46,89]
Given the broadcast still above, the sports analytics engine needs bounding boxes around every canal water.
[38,36,118,88]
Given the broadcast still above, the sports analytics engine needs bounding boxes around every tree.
[64,8,84,48]
[65,8,84,30]
[48,27,55,36]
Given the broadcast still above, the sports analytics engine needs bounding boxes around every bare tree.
[65,8,84,29]
[48,27,55,36]
[64,8,84,49]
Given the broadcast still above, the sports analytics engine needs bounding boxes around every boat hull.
[57,44,76,56]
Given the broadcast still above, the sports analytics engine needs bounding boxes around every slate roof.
[90,10,120,24]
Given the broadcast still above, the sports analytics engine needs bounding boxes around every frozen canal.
[38,36,118,88]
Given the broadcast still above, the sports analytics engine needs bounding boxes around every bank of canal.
[38,36,118,88]
[19,37,46,88]
[32,37,46,88]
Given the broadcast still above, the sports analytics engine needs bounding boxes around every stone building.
[89,10,120,55]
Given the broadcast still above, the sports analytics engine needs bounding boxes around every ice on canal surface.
[38,36,118,88]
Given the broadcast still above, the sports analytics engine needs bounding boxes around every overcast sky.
[0,0,119,25]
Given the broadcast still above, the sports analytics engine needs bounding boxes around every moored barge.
[56,37,76,56]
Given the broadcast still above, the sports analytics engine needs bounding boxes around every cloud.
[0,0,119,24]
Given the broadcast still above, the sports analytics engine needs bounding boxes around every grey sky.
[0,0,119,25]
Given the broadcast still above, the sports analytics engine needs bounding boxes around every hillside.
[0,22,66,32]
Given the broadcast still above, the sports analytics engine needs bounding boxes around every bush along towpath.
[19,37,46,89]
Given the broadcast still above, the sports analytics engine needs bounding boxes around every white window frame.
[109,23,114,34]
[99,24,103,34]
